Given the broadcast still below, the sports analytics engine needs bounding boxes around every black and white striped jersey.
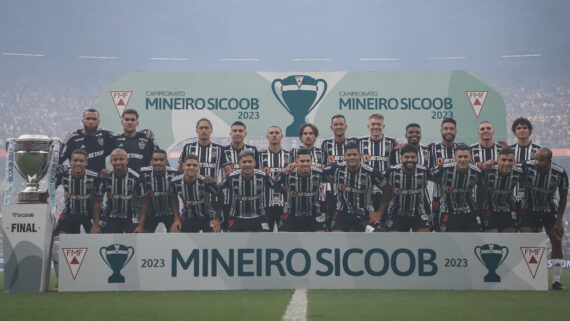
[470,142,503,167]
[220,144,259,205]
[139,166,179,217]
[100,168,148,219]
[357,135,396,173]
[428,142,457,169]
[481,164,524,213]
[331,164,387,217]
[389,143,431,169]
[510,142,542,165]
[290,146,325,166]
[178,141,223,179]
[56,169,103,217]
[258,149,290,207]
[170,174,219,219]
[433,163,483,215]
[321,137,357,166]
[428,142,458,198]
[59,129,114,172]
[222,169,272,219]
[385,165,432,217]
[522,161,569,212]
[109,133,159,173]
[276,167,324,217]
[510,141,542,201]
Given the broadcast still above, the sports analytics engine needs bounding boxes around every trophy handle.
[473,246,484,266]
[100,247,112,269]
[307,79,328,114]
[271,79,291,114]
[122,246,135,269]
[498,247,509,267]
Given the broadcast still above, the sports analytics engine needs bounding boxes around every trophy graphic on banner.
[100,244,135,283]
[474,244,509,283]
[272,75,327,137]
[2,134,61,292]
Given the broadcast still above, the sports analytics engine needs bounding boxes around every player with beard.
[322,115,357,229]
[139,150,181,233]
[275,149,327,232]
[520,148,568,290]
[60,109,114,173]
[390,123,430,168]
[170,154,223,233]
[258,126,290,231]
[480,147,523,232]
[108,109,159,173]
[96,148,149,233]
[433,144,483,232]
[470,121,505,170]
[222,150,273,232]
[329,143,392,232]
[289,123,324,166]
[384,144,432,232]
[52,149,104,280]
[429,118,460,231]
[509,117,542,229]
[220,121,259,230]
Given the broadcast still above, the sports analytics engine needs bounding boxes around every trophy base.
[18,191,49,204]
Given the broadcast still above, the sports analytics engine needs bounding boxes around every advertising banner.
[60,232,547,291]
[97,71,507,151]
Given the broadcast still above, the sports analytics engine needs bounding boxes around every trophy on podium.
[2,134,61,292]
[11,135,55,203]
[474,244,509,283]
[272,75,327,137]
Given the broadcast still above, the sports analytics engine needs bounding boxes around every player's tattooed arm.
[90,195,103,234]
[169,195,181,233]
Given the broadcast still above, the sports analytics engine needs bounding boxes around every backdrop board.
[59,232,547,292]
[96,71,507,151]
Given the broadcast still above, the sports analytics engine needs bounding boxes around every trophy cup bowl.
[100,245,135,283]
[272,75,327,137]
[9,135,54,203]
[474,244,509,282]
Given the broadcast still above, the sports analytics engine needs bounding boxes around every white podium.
[2,203,55,292]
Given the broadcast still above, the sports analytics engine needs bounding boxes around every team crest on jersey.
[365,155,371,162]
[438,157,444,165]
[97,137,104,146]
[339,183,346,191]
[139,140,146,150]
[446,186,453,193]
[396,188,402,195]
[291,191,297,198]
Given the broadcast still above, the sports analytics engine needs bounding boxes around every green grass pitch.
[0,271,569,321]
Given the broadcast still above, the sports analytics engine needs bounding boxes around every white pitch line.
[426,56,467,60]
[78,56,118,60]
[150,57,189,61]
[282,289,307,321]
[360,57,399,61]
[501,54,542,58]
[292,58,331,62]
[220,58,259,62]
[2,52,44,57]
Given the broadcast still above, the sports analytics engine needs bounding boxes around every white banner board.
[60,232,548,292]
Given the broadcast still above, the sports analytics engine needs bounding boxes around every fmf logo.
[110,91,133,118]
[12,212,34,218]
[63,248,88,280]
[466,91,488,119]
[520,247,545,279]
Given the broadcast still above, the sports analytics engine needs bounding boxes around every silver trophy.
[7,135,55,203]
